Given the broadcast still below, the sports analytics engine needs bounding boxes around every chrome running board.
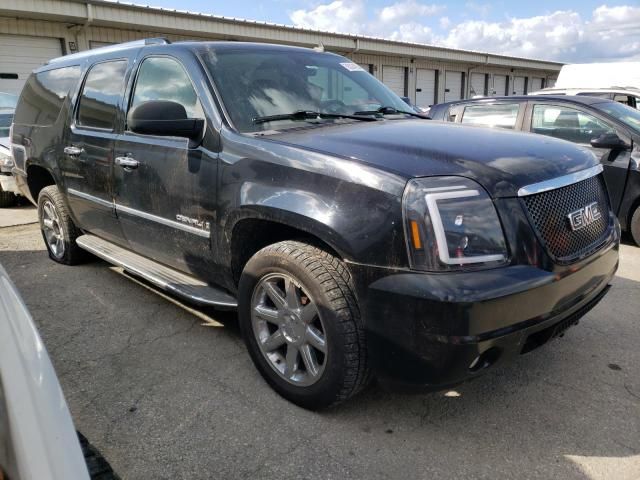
[76,234,237,308]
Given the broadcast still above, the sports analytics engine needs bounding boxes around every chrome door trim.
[67,188,114,209]
[115,204,211,239]
[517,164,603,197]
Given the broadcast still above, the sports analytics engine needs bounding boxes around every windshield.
[201,48,415,133]
[0,109,14,137]
[597,101,640,134]
[0,93,17,109]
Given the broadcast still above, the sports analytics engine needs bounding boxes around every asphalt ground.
[0,206,638,480]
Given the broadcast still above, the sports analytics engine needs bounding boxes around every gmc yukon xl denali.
[11,39,619,409]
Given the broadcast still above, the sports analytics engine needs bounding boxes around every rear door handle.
[115,156,139,170]
[63,146,84,156]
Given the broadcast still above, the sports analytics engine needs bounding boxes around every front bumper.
[350,238,619,389]
[0,171,19,195]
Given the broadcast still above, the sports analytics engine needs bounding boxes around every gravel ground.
[1,208,638,480]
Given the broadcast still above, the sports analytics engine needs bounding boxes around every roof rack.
[47,37,171,64]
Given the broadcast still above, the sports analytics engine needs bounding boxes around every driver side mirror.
[127,100,204,141]
[590,132,630,150]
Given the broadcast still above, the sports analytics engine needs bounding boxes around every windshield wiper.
[252,110,377,125]
[353,106,427,119]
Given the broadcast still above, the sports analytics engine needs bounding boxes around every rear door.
[64,57,132,244]
[112,53,217,274]
[525,102,632,213]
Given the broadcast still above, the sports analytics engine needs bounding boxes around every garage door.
[469,72,486,97]
[382,65,405,97]
[444,71,463,102]
[492,75,507,96]
[512,76,526,95]
[0,34,63,95]
[530,77,544,92]
[415,68,436,107]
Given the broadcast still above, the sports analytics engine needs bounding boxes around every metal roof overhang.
[0,0,563,71]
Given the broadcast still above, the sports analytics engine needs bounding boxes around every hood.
[271,120,598,198]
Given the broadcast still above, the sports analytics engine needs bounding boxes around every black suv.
[11,39,619,409]
[428,95,640,245]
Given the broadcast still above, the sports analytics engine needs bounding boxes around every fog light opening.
[469,347,501,373]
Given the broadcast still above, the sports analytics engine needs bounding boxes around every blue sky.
[138,0,639,62]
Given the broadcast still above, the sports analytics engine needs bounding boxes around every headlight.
[403,176,508,271]
[0,150,13,168]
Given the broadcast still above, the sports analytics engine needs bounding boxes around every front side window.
[77,60,128,130]
[597,101,640,134]
[531,104,615,144]
[130,57,204,119]
[201,48,413,132]
[461,103,520,129]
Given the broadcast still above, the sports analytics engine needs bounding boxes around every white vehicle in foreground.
[0,263,118,479]
[530,62,640,109]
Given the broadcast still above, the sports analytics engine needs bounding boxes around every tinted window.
[461,103,519,129]
[578,92,613,99]
[77,60,127,130]
[597,101,640,134]
[130,57,203,119]
[532,104,615,144]
[13,66,81,126]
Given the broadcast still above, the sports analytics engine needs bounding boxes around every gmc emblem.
[567,202,601,231]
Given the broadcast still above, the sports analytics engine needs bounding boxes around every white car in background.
[0,93,20,207]
[530,62,640,110]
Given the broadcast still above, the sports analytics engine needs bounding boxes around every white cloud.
[379,1,444,24]
[289,2,640,62]
[290,1,365,34]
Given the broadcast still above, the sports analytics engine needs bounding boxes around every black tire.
[0,184,16,207]
[631,206,640,247]
[238,240,370,410]
[37,185,87,264]
[77,432,120,480]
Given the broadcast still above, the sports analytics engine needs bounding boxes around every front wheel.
[238,241,370,409]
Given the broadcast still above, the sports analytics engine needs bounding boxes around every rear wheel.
[37,185,87,264]
[238,241,370,409]
[630,206,640,247]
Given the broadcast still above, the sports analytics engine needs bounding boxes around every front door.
[113,54,217,276]
[64,59,130,244]
[528,103,632,213]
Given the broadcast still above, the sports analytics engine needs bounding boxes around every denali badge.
[567,202,601,231]
[176,214,211,232]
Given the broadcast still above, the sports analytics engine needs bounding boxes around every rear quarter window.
[13,66,81,126]
[461,103,520,129]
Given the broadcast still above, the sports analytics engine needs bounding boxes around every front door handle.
[115,156,139,170]
[64,146,84,157]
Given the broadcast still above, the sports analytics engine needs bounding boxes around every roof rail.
[47,37,171,64]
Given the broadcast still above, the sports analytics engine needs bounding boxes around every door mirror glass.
[127,100,204,140]
[590,132,630,150]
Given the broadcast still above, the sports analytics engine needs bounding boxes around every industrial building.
[0,0,562,105]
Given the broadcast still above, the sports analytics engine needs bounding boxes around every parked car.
[0,263,89,479]
[12,39,619,409]
[429,95,640,246]
[0,93,20,207]
[530,87,640,110]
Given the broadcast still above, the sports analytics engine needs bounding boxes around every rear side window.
[77,60,128,130]
[13,66,81,126]
[461,103,520,129]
